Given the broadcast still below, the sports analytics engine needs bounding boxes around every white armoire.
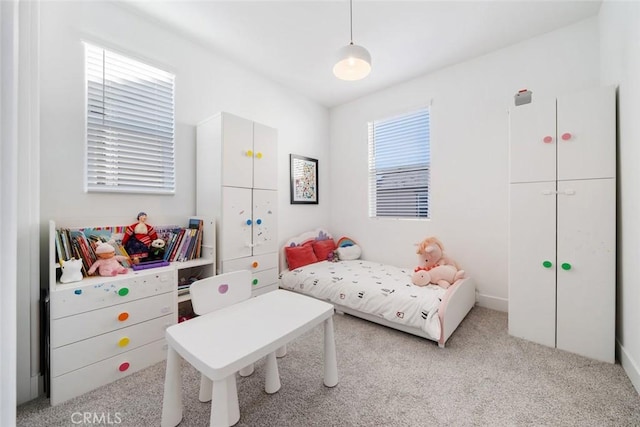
[196,112,279,296]
[508,85,616,363]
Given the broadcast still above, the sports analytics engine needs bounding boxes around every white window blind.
[85,43,176,194]
[368,108,430,218]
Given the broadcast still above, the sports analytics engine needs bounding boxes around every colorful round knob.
[118,288,129,297]
[256,219,262,225]
[246,150,253,157]
[252,261,259,268]
[256,152,263,159]
[542,261,552,268]
[252,278,258,286]
[118,362,130,372]
[543,136,553,143]
[118,312,129,322]
[246,219,252,225]
[561,263,572,270]
[118,337,130,348]
[561,132,572,141]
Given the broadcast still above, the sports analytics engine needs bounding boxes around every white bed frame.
[279,229,476,347]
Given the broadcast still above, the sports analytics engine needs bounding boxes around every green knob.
[118,287,129,296]
[542,261,552,268]
[561,263,572,271]
[252,278,258,286]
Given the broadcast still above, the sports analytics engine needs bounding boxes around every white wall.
[21,0,330,402]
[329,18,600,311]
[600,0,640,394]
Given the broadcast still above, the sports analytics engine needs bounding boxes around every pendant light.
[333,0,371,81]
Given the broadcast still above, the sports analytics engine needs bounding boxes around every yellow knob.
[256,152,263,159]
[118,337,130,348]
[246,150,253,157]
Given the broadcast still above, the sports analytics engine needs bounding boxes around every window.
[85,43,176,194]
[368,108,430,218]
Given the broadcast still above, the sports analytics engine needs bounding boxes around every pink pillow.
[313,239,337,261]
[285,244,318,270]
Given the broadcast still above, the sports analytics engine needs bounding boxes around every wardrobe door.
[253,123,278,190]
[556,86,616,181]
[220,186,253,261]
[508,98,556,184]
[556,178,615,363]
[221,113,254,188]
[508,181,557,348]
[251,189,278,256]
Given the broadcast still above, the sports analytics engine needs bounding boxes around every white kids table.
[161,290,338,427]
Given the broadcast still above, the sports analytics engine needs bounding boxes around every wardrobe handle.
[542,261,553,268]
[561,132,572,141]
[255,152,263,159]
[246,219,252,226]
[246,150,253,157]
[543,136,553,143]
[561,263,572,271]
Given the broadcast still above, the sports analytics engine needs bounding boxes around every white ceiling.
[121,0,602,108]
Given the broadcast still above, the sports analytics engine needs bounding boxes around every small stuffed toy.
[411,237,465,289]
[88,242,130,276]
[59,258,83,284]
[148,238,166,261]
[122,211,158,264]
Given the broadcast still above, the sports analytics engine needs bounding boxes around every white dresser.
[508,85,616,363]
[196,112,279,295]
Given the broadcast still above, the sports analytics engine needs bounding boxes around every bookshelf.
[46,218,215,405]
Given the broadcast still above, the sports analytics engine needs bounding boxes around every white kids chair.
[188,270,281,406]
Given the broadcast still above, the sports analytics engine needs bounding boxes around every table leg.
[323,316,338,387]
[276,345,287,357]
[239,363,254,377]
[161,346,183,427]
[199,373,213,402]
[264,352,281,394]
[211,375,240,427]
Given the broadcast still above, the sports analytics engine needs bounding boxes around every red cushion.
[313,239,337,261]
[285,243,318,270]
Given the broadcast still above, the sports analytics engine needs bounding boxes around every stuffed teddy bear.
[88,242,130,276]
[411,237,465,289]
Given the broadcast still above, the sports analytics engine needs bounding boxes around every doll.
[122,211,158,263]
[88,242,130,276]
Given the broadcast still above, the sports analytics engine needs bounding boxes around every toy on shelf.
[59,258,83,284]
[148,238,166,261]
[122,212,158,264]
[87,242,130,277]
[411,237,465,289]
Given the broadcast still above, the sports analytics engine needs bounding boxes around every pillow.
[337,244,362,260]
[312,239,337,261]
[285,243,318,270]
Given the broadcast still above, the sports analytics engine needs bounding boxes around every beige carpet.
[17,306,640,426]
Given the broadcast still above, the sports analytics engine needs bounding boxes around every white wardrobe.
[196,112,279,296]
[508,85,616,363]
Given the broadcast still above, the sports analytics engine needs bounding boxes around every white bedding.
[280,259,447,340]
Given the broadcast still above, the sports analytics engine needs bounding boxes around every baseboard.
[475,292,508,312]
[617,339,640,396]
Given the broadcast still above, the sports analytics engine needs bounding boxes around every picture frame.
[290,154,318,204]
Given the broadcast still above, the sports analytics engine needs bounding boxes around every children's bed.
[278,229,476,347]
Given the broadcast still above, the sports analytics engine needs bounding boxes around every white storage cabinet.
[197,112,279,295]
[508,86,616,363]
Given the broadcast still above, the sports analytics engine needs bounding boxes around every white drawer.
[49,338,167,406]
[51,268,176,319]
[222,252,277,274]
[51,314,175,377]
[252,268,278,291]
[51,292,174,348]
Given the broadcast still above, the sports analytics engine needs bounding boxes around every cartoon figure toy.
[88,242,130,276]
[122,211,158,263]
[59,258,83,283]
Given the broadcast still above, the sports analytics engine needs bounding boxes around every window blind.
[85,43,176,194]
[368,108,430,218]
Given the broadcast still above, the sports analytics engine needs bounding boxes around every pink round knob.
[118,362,130,372]
[561,132,572,141]
[543,136,553,143]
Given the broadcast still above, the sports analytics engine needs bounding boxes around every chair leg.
[239,363,254,377]
[323,316,339,387]
[276,345,287,358]
[264,352,281,394]
[199,373,213,402]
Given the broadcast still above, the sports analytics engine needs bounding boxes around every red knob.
[561,132,572,141]
[118,362,130,372]
[543,136,553,143]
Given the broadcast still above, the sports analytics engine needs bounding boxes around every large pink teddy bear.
[88,242,130,276]
[411,237,465,289]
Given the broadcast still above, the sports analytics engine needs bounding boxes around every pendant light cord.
[349,0,354,45]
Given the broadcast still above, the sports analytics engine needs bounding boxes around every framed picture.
[290,154,318,204]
